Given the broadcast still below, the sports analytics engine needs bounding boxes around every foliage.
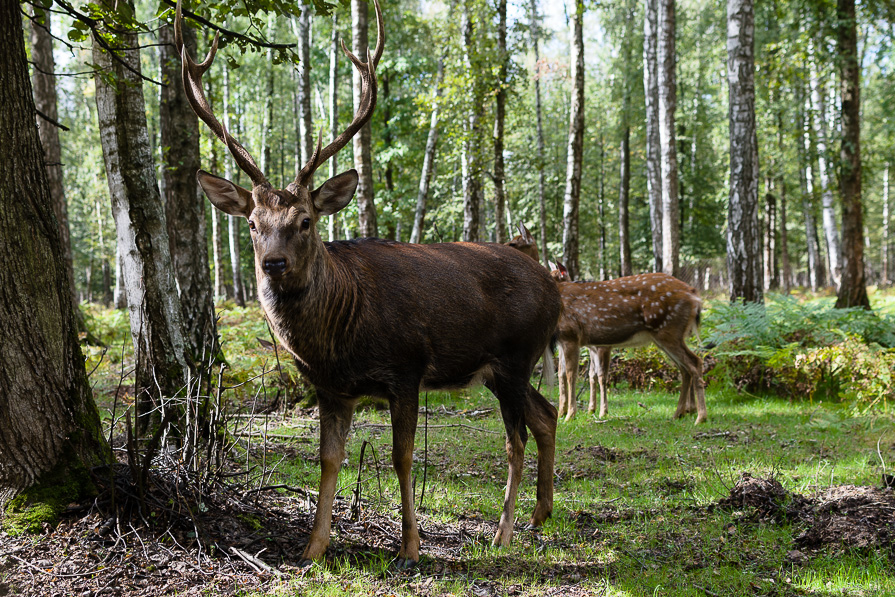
[699,295,895,410]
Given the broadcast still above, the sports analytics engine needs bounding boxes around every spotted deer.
[174,0,562,566]
[550,262,706,424]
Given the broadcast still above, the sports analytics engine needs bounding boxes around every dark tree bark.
[618,3,634,277]
[644,0,663,272]
[493,0,508,243]
[461,0,484,243]
[327,11,341,240]
[352,0,378,237]
[0,1,110,519]
[296,6,313,182]
[410,58,443,244]
[29,10,81,319]
[159,23,218,359]
[530,0,549,266]
[562,0,585,281]
[658,0,680,277]
[93,6,192,433]
[834,0,870,309]
[726,0,763,302]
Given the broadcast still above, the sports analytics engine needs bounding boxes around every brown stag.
[174,0,562,566]
[549,262,706,424]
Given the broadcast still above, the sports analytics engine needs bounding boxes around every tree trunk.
[260,18,276,175]
[30,10,82,324]
[221,65,245,306]
[159,23,218,359]
[764,187,777,290]
[410,58,444,244]
[328,11,341,241]
[883,162,890,285]
[530,0,549,266]
[492,0,508,243]
[643,0,663,272]
[809,55,843,288]
[834,0,870,309]
[776,110,792,293]
[93,9,191,433]
[726,0,763,303]
[352,0,377,237]
[618,5,633,278]
[296,6,313,183]
[0,0,110,519]
[657,0,679,277]
[562,0,585,281]
[461,0,484,243]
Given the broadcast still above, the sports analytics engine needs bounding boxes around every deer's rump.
[282,239,562,397]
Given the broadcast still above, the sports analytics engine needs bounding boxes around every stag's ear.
[197,170,254,218]
[312,170,359,216]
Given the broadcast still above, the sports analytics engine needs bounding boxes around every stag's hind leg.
[523,384,557,527]
[302,390,358,561]
[487,374,531,547]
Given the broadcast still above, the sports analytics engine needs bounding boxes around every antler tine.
[296,0,384,187]
[295,131,323,189]
[174,0,268,188]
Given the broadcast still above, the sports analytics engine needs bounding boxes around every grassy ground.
[77,300,895,596]
[230,380,895,596]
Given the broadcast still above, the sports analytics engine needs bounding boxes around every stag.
[174,0,561,565]
[549,262,707,424]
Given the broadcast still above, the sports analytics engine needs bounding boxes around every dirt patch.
[714,472,895,553]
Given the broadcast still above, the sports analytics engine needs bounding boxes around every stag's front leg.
[389,395,421,566]
[302,391,357,562]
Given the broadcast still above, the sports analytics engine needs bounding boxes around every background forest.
[38,0,895,303]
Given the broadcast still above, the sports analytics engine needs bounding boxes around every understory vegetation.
[5,290,894,596]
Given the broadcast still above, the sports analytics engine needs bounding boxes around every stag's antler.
[174,0,268,188]
[294,0,385,188]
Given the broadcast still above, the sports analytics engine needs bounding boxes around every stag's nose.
[263,257,288,278]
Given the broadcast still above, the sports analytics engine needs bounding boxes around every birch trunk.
[658,0,679,277]
[644,0,663,272]
[562,0,585,281]
[328,12,341,240]
[726,0,763,302]
[809,55,842,288]
[530,0,549,266]
[410,59,444,244]
[352,0,378,237]
[222,65,245,306]
[883,162,890,285]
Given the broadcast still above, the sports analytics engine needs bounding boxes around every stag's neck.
[258,243,362,376]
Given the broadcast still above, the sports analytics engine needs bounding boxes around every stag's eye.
[301,218,311,231]
[248,219,256,232]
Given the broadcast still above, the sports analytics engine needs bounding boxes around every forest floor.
[2,305,895,596]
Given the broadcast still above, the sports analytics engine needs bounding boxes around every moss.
[3,453,96,536]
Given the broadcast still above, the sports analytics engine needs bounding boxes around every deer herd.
[174,0,707,566]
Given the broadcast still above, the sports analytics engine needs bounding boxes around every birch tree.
[726,0,763,302]
[353,0,378,237]
[643,0,663,272]
[657,0,680,277]
[562,0,585,281]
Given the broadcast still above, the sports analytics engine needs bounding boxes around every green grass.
[79,299,895,596]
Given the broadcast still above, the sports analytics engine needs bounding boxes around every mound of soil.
[716,472,895,553]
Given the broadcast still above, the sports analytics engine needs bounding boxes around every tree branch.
[35,108,70,132]
[159,0,296,50]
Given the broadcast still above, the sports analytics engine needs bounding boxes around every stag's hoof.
[694,414,708,425]
[393,556,419,569]
[492,527,513,547]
